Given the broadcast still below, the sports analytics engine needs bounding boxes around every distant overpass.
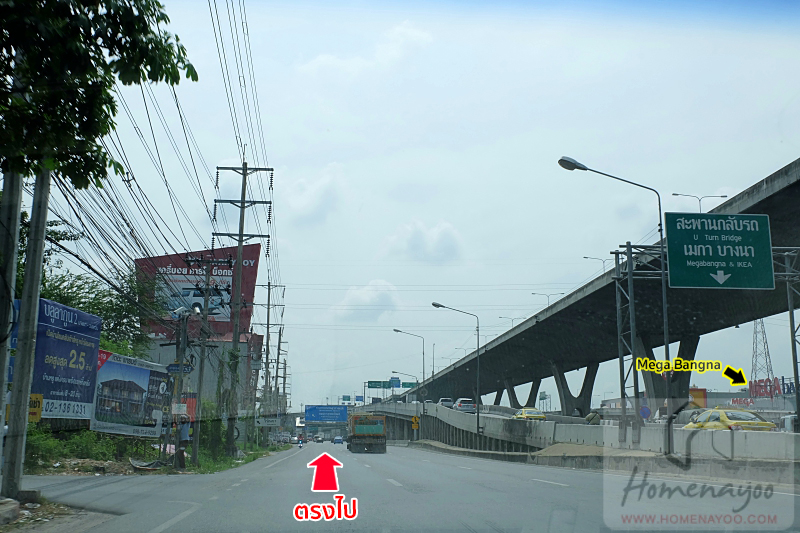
[398,157,800,416]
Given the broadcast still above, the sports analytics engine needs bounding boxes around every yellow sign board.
[28,394,43,422]
[411,416,419,424]
[412,423,419,430]
[6,394,43,422]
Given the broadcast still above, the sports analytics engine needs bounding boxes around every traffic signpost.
[401,382,415,388]
[167,363,194,374]
[665,213,774,289]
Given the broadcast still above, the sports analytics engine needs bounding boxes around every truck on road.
[347,413,386,453]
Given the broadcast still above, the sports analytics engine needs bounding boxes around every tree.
[1,0,198,188]
[42,268,165,358]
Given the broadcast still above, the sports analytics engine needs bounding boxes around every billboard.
[91,350,173,437]
[304,405,348,422]
[31,299,102,419]
[134,244,261,338]
[688,387,707,408]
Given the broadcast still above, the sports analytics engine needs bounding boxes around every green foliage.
[0,0,198,188]
[24,424,158,465]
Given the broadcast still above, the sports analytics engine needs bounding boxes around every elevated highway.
[398,157,800,415]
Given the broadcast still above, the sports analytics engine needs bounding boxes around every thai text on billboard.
[304,405,348,422]
[31,299,102,419]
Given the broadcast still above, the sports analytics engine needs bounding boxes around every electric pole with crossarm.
[214,161,271,456]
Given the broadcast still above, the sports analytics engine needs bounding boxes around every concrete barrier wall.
[364,404,800,460]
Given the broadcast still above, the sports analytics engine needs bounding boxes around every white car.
[290,436,299,444]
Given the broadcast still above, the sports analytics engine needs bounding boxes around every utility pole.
[0,169,22,471]
[214,161,271,456]
[274,326,283,418]
[282,359,288,414]
[3,165,51,498]
[185,255,231,465]
[0,58,28,475]
[173,313,190,468]
[245,281,270,450]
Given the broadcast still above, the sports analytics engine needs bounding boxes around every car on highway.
[683,407,778,431]
[437,398,454,408]
[453,398,476,414]
[333,436,344,444]
[314,435,324,443]
[511,408,546,421]
[290,436,299,444]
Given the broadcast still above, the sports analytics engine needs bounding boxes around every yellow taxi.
[511,408,546,421]
[682,407,777,431]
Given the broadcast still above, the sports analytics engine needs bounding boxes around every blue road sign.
[639,405,652,419]
[166,363,194,374]
[304,405,348,422]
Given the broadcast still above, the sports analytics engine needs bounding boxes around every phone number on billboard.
[43,400,89,418]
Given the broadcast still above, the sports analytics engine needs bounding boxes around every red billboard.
[135,244,261,338]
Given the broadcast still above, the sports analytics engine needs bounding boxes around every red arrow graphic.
[307,453,343,492]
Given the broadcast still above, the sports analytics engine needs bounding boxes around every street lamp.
[671,192,727,213]
[432,302,482,437]
[559,155,673,454]
[500,316,526,328]
[393,329,426,382]
[531,292,565,307]
[583,256,610,273]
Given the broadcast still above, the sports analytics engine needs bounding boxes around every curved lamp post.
[432,302,481,437]
[558,155,673,454]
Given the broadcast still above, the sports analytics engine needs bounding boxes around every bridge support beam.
[493,389,504,406]
[672,336,700,408]
[524,378,541,408]
[639,335,700,416]
[504,379,522,409]
[551,361,598,417]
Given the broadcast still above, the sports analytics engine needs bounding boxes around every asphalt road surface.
[22,442,799,533]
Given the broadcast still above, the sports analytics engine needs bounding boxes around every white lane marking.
[531,478,569,487]
[458,466,472,470]
[232,483,241,487]
[387,478,403,487]
[241,479,248,482]
[364,464,371,468]
[422,459,430,462]
[209,496,218,500]
[262,449,303,471]
[146,502,200,533]
[226,488,232,491]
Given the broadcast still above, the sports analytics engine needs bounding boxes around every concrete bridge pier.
[493,389,504,405]
[504,378,522,409]
[524,378,541,408]
[551,361,598,416]
[638,335,700,416]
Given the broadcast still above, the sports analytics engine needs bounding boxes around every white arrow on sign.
[710,270,732,285]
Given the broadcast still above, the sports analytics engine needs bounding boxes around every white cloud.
[335,280,399,322]
[283,163,341,226]
[298,21,432,75]
[386,220,463,263]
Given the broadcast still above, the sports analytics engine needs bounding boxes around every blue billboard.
[355,395,364,402]
[304,405,348,422]
[31,299,102,419]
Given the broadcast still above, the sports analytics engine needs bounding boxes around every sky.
[46,0,800,411]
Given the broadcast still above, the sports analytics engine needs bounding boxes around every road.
[22,443,798,532]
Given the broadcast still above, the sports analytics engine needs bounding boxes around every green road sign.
[367,381,382,388]
[382,381,392,389]
[401,382,416,388]
[342,395,351,402]
[665,213,774,290]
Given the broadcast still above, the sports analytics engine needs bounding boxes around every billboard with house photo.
[91,350,173,438]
